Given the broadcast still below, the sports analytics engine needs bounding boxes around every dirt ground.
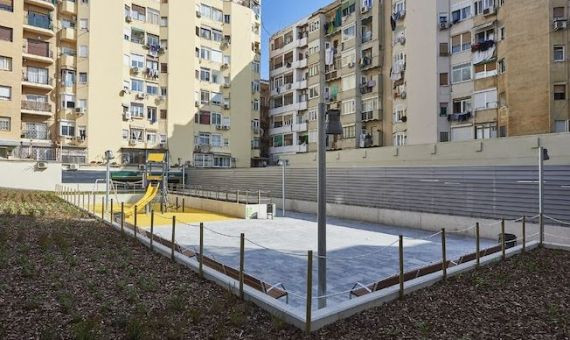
[0,189,568,339]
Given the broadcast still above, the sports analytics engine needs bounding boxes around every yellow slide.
[124,183,160,217]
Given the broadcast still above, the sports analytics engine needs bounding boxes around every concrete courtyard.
[150,210,496,309]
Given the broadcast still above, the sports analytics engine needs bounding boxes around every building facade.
[0,0,261,168]
[268,0,570,160]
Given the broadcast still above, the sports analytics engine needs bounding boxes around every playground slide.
[124,183,160,217]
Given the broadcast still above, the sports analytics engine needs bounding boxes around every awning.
[473,20,496,32]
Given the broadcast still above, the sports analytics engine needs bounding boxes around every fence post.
[101,197,105,220]
[82,192,85,209]
[110,199,114,222]
[199,222,204,278]
[399,235,404,299]
[236,190,240,203]
[539,213,544,247]
[305,250,313,334]
[258,190,261,204]
[522,216,526,253]
[176,196,179,211]
[239,233,245,300]
[441,228,447,280]
[87,193,90,213]
[476,222,480,267]
[171,216,176,261]
[92,193,96,212]
[182,198,185,213]
[134,205,138,238]
[150,210,154,250]
[501,219,506,261]
[121,202,125,234]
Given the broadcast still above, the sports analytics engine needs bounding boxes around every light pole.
[278,159,287,216]
[538,146,549,244]
[104,150,114,209]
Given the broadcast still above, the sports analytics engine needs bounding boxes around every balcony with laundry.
[22,39,53,64]
[360,74,379,95]
[23,10,54,36]
[361,16,373,45]
[325,44,341,81]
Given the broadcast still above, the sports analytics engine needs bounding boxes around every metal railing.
[21,100,52,112]
[168,184,272,205]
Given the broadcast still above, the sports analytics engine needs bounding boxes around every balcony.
[270,144,307,154]
[21,100,52,117]
[270,101,307,116]
[361,109,382,122]
[22,74,54,91]
[22,44,53,64]
[24,0,55,11]
[59,54,76,69]
[23,15,54,36]
[58,27,76,42]
[20,123,50,141]
[58,0,76,15]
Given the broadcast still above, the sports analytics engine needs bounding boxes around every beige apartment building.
[268,0,391,159]
[0,0,261,168]
[268,0,570,160]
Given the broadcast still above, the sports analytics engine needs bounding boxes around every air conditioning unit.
[221,63,229,69]
[223,83,230,88]
[123,112,132,120]
[194,101,200,107]
[75,107,86,115]
[400,91,407,99]
[224,104,230,109]
[348,61,355,68]
[136,93,146,100]
[361,6,369,14]
[440,22,448,30]
[125,15,132,23]
[554,20,568,31]
[69,163,80,171]
[196,10,201,18]
[130,67,139,74]
[398,36,406,44]
[129,140,137,146]
[36,161,48,169]
[483,7,496,16]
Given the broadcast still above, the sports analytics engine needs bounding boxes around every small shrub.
[126,317,146,340]
[166,295,185,313]
[72,318,99,340]
[56,291,74,314]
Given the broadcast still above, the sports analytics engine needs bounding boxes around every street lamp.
[278,159,287,216]
[538,147,549,244]
[104,150,114,209]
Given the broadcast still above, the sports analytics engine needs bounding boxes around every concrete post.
[239,233,245,300]
[399,235,404,299]
[522,216,526,253]
[121,202,124,234]
[501,219,506,260]
[199,222,204,278]
[441,228,447,280]
[150,210,154,250]
[476,222,480,267]
[134,205,138,238]
[171,216,176,261]
[305,250,313,334]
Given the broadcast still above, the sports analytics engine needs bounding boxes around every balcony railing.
[25,14,52,30]
[22,44,52,58]
[21,100,51,112]
[22,73,52,85]
[0,1,13,12]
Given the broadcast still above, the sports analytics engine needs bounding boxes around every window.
[0,26,12,42]
[439,43,449,56]
[554,84,566,100]
[554,46,565,62]
[473,88,498,110]
[122,129,129,140]
[147,8,160,25]
[440,102,448,116]
[130,103,144,118]
[200,68,210,82]
[211,112,222,126]
[0,0,13,12]
[195,111,211,125]
[342,25,355,42]
[200,90,210,104]
[79,19,88,30]
[393,132,407,146]
[147,106,157,122]
[452,63,472,83]
[130,128,144,142]
[160,63,168,73]
[146,84,158,95]
[146,132,157,144]
[211,134,222,147]
[342,99,355,115]
[308,85,319,99]
[475,123,497,140]
[0,56,11,71]
[60,121,76,137]
[0,85,11,100]
[199,27,211,40]
[451,32,471,53]
[553,7,565,19]
[252,99,259,111]
[342,125,355,139]
[79,45,88,57]
[79,72,88,84]
[61,69,76,87]
[439,131,449,142]
[440,72,449,86]
[499,27,505,41]
[131,4,146,21]
[211,92,222,105]
[160,16,168,27]
[308,107,318,121]
[453,98,472,114]
[224,15,230,24]
[131,79,144,92]
[451,5,471,23]
[393,105,406,122]
[498,58,506,73]
[474,61,497,79]
[474,0,495,15]
[555,120,569,132]
[78,99,87,110]
[61,94,75,108]
[26,67,48,84]
[342,74,356,90]
[0,117,10,131]
[341,49,356,67]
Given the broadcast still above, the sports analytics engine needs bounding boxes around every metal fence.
[187,165,570,223]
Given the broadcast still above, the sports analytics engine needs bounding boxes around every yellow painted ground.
[87,203,235,228]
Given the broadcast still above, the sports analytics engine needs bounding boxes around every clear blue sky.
[260,0,331,79]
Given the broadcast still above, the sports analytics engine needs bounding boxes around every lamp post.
[104,150,114,209]
[278,159,287,216]
[538,146,549,244]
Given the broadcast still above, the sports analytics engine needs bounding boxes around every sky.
[260,0,332,79]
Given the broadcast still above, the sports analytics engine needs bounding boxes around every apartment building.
[392,0,570,145]
[268,0,391,159]
[256,79,270,165]
[0,0,261,168]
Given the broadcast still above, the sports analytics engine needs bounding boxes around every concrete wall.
[168,194,274,220]
[0,160,61,191]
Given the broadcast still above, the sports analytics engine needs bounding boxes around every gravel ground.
[0,189,569,339]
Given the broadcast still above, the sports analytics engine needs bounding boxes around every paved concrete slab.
[150,210,495,310]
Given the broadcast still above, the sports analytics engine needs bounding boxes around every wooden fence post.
[476,222,480,267]
[121,202,124,234]
[522,216,526,253]
[110,199,114,222]
[182,198,185,213]
[176,196,179,211]
[441,228,447,280]
[171,216,176,261]
[240,233,245,300]
[305,250,313,334]
[199,222,204,278]
[101,197,105,220]
[501,219,506,260]
[150,210,154,250]
[399,235,404,299]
